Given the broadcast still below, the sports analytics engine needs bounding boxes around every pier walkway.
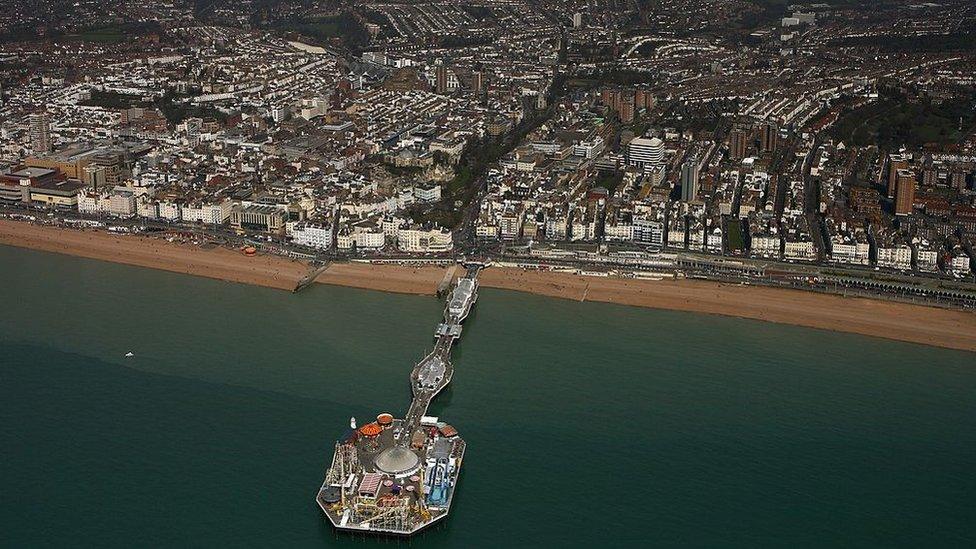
[397,262,483,445]
[293,262,330,293]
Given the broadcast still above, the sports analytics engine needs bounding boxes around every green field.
[831,93,976,149]
[727,219,746,251]
[272,13,368,49]
[70,26,127,44]
[81,90,146,109]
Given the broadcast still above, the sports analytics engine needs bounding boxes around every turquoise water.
[1,245,974,547]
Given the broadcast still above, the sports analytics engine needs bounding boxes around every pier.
[293,262,330,293]
[316,261,486,535]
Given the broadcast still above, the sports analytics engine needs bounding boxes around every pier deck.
[316,261,486,535]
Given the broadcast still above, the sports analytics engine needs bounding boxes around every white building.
[949,254,971,275]
[78,190,135,217]
[707,228,723,253]
[182,200,231,224]
[544,215,567,240]
[604,221,633,242]
[917,249,939,272]
[628,137,664,172]
[338,225,386,250]
[136,197,158,219]
[751,235,780,258]
[877,246,912,270]
[397,226,453,253]
[291,222,334,250]
[476,223,499,240]
[158,200,182,221]
[632,217,664,248]
[414,183,441,203]
[784,240,816,261]
[573,137,605,159]
[830,241,870,265]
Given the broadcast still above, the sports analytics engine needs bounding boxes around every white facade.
[158,201,182,221]
[830,241,870,265]
[414,184,441,203]
[950,255,971,274]
[877,246,912,270]
[604,222,633,242]
[917,249,939,272]
[499,210,524,240]
[78,191,135,217]
[137,198,158,219]
[291,223,334,250]
[397,226,453,253]
[78,193,100,215]
[632,217,663,247]
[573,137,605,159]
[544,216,567,240]
[784,240,816,261]
[340,227,385,250]
[108,193,136,216]
[751,235,780,258]
[183,200,231,224]
[628,137,664,171]
[476,223,499,239]
[707,231,723,253]
[667,221,685,247]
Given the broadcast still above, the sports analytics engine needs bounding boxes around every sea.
[1,244,974,548]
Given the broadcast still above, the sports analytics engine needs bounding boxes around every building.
[886,153,909,199]
[157,200,182,221]
[498,205,524,240]
[730,128,749,159]
[83,164,106,189]
[618,97,635,123]
[628,137,664,172]
[632,217,664,248]
[337,223,386,250]
[182,200,232,225]
[29,113,51,154]
[291,222,334,250]
[415,183,442,203]
[471,71,483,94]
[895,169,915,216]
[1,167,57,203]
[572,12,582,28]
[573,137,605,159]
[0,167,83,208]
[78,190,136,216]
[90,151,125,188]
[231,203,287,234]
[877,245,912,270]
[760,122,778,152]
[435,65,453,94]
[397,225,453,253]
[680,159,699,202]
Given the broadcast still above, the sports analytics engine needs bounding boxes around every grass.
[595,171,624,195]
[831,92,976,149]
[727,219,746,251]
[81,90,146,109]
[76,27,126,43]
[270,13,368,49]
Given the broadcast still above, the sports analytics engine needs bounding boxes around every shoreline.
[2,219,975,352]
[0,219,309,291]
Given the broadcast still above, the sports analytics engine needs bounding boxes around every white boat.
[124,351,134,358]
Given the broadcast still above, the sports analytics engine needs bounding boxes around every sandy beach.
[2,219,974,352]
[0,219,309,291]
[315,262,976,352]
